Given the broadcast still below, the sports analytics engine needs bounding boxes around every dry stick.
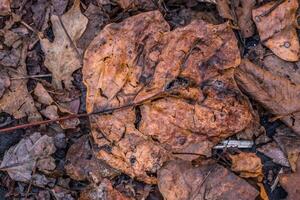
[0,92,166,133]
[11,74,52,80]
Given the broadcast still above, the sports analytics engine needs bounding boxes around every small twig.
[271,168,283,192]
[0,93,158,133]
[10,74,52,80]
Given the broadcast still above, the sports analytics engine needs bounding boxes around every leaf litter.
[0,0,300,199]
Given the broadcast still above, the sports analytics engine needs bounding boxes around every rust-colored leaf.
[235,59,300,135]
[83,11,254,183]
[252,0,299,61]
[229,152,263,181]
[158,160,259,200]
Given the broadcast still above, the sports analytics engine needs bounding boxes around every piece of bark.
[84,11,254,184]
[158,160,259,200]
[235,59,300,135]
[274,126,300,172]
[229,152,263,181]
[252,0,299,61]
[279,158,300,200]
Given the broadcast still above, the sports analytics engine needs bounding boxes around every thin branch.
[11,74,52,80]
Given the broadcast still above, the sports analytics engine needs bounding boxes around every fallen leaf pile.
[1,0,300,199]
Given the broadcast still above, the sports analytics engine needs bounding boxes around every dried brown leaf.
[83,11,254,183]
[235,59,300,135]
[0,132,56,183]
[274,125,300,172]
[229,152,263,181]
[279,158,300,200]
[40,0,88,89]
[79,179,131,200]
[117,0,156,10]
[216,0,233,20]
[257,142,290,167]
[0,47,41,121]
[235,0,256,38]
[158,160,259,200]
[34,83,54,105]
[0,71,10,98]
[65,135,119,182]
[252,0,299,61]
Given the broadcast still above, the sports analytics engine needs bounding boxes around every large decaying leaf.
[0,132,56,183]
[83,11,254,183]
[40,0,88,89]
[235,59,300,135]
[252,0,299,61]
[157,160,258,200]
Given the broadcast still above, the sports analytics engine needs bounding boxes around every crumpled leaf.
[235,59,300,135]
[274,125,300,172]
[252,0,299,61]
[157,160,259,200]
[83,11,254,184]
[79,179,131,200]
[0,132,56,183]
[279,157,300,200]
[34,83,54,105]
[229,152,263,181]
[0,46,41,121]
[262,54,300,85]
[40,0,88,89]
[257,142,290,167]
[65,135,119,182]
[0,0,10,15]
